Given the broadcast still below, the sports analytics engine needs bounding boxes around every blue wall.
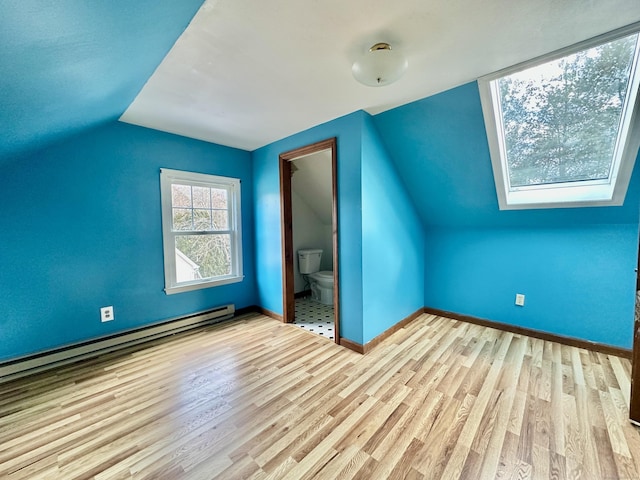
[362,115,425,343]
[373,82,640,228]
[1,0,205,159]
[374,81,640,349]
[0,121,256,361]
[424,225,637,348]
[252,111,426,345]
[252,112,365,344]
[3,75,637,359]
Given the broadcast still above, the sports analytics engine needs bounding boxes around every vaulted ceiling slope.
[0,0,204,161]
[373,83,640,228]
[2,1,639,161]
[120,0,640,150]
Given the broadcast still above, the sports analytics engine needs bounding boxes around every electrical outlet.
[515,294,525,307]
[100,306,114,322]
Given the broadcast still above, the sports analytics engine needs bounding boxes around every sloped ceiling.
[291,150,333,225]
[0,0,204,160]
[1,1,639,161]
[373,83,640,228]
[121,0,640,150]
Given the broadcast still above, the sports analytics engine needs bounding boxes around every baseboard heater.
[0,304,235,383]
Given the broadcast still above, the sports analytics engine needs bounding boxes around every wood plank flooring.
[1,312,639,479]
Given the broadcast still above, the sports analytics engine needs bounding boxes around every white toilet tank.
[298,249,322,274]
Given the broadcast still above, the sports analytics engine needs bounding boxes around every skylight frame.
[478,23,640,210]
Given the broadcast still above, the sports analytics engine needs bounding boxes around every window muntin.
[160,169,243,294]
[479,26,640,209]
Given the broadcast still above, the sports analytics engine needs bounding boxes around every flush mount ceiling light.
[352,42,408,87]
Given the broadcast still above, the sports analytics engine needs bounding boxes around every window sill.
[164,275,244,295]
[498,183,626,210]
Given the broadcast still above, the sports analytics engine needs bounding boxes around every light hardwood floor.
[1,312,639,479]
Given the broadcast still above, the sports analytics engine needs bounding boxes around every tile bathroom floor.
[293,296,334,340]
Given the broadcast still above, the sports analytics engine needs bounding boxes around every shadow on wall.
[291,150,333,293]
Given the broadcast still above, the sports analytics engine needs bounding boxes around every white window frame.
[478,24,640,210]
[160,168,243,294]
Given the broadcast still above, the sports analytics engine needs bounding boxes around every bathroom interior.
[290,149,335,340]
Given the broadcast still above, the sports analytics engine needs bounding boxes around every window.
[160,168,243,294]
[479,26,640,209]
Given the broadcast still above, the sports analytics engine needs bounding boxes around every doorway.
[279,138,339,343]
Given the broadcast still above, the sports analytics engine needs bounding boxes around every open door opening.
[279,138,340,343]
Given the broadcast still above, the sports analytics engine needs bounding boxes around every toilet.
[297,249,334,305]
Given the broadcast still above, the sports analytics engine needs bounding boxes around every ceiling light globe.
[352,43,408,87]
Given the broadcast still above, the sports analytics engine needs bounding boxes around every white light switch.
[515,294,525,306]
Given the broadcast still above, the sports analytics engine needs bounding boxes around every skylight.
[479,26,640,210]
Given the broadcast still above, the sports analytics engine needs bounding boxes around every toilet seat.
[308,270,334,305]
[309,270,334,289]
[311,271,333,281]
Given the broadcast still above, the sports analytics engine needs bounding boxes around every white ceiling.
[120,0,640,152]
[291,149,333,225]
